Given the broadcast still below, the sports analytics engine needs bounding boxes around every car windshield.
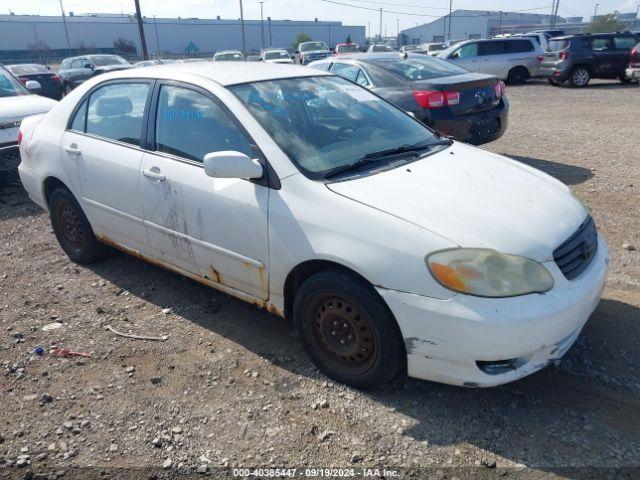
[216,53,243,61]
[372,45,393,52]
[8,64,49,75]
[373,55,468,81]
[230,76,443,179]
[0,68,30,97]
[300,42,327,52]
[265,51,290,60]
[403,45,420,51]
[338,44,360,53]
[91,55,129,66]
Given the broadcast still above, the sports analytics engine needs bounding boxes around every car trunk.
[411,73,499,116]
[19,73,60,89]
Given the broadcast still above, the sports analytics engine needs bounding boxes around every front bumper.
[377,235,608,387]
[423,97,509,146]
[0,143,20,187]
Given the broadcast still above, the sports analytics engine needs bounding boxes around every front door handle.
[142,168,166,182]
[64,144,81,155]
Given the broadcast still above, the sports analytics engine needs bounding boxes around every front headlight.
[426,248,554,298]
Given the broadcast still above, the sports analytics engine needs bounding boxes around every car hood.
[266,58,293,63]
[326,142,587,262]
[0,94,57,121]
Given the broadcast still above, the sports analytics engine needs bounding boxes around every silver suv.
[438,38,543,84]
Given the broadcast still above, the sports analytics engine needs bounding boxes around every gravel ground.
[0,79,639,480]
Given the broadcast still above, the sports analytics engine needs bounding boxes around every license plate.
[471,118,499,136]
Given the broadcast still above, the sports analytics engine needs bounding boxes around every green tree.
[292,32,312,50]
[587,13,624,33]
[346,34,352,43]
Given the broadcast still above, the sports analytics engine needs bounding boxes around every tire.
[49,188,105,264]
[64,83,73,96]
[506,66,529,85]
[293,269,404,389]
[619,75,632,84]
[569,66,590,87]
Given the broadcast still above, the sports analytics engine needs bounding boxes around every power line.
[320,0,554,19]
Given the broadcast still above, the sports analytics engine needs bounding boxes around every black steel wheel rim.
[305,293,378,376]
[56,200,86,249]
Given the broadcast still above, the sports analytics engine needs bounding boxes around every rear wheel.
[506,66,529,85]
[619,74,632,84]
[293,270,404,389]
[49,188,105,264]
[569,66,590,87]
[64,83,73,96]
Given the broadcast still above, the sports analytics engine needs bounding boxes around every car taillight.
[537,55,544,62]
[17,130,23,146]
[51,75,61,82]
[559,51,570,61]
[631,47,638,60]
[413,90,459,109]
[494,80,505,98]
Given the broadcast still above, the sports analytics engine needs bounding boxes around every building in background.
[0,13,365,63]
[400,9,640,46]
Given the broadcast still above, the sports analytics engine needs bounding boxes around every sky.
[1,0,638,35]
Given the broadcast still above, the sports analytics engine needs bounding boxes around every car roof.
[96,61,330,86]
[215,50,242,54]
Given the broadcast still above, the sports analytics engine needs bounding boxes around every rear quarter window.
[548,39,569,51]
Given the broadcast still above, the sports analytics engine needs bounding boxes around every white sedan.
[18,63,608,389]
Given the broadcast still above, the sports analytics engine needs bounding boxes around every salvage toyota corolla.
[18,63,608,389]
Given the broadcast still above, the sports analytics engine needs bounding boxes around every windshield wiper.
[324,140,452,179]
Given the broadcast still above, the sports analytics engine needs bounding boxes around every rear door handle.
[64,144,81,155]
[142,168,166,181]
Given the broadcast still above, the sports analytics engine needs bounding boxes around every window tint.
[374,56,468,80]
[591,38,612,51]
[355,70,370,87]
[331,63,360,82]
[507,40,535,53]
[548,39,569,51]
[155,85,252,162]
[71,60,82,69]
[613,36,637,50]
[70,99,87,131]
[455,42,478,58]
[86,82,150,146]
[479,41,507,56]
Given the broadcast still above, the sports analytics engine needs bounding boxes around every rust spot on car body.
[95,234,284,319]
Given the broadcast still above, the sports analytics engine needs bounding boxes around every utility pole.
[635,3,639,28]
[593,3,599,22]
[268,17,272,46]
[396,18,400,48]
[58,0,71,55]
[498,11,503,35]
[379,8,382,41]
[447,0,453,42]
[133,0,148,60]
[239,0,247,59]
[552,0,560,28]
[259,1,264,50]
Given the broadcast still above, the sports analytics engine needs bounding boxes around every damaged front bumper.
[376,236,608,387]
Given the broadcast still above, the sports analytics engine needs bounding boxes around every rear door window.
[86,82,150,146]
[591,37,613,51]
[507,40,535,53]
[613,36,637,50]
[479,41,507,56]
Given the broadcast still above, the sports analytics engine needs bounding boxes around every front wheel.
[619,75,632,84]
[49,188,105,264]
[507,66,529,85]
[293,270,404,389]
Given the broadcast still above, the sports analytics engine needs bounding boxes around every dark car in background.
[541,32,639,87]
[309,53,508,145]
[5,64,63,100]
[58,54,131,94]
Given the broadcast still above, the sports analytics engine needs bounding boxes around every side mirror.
[406,111,416,118]
[203,151,263,179]
[294,50,300,55]
[84,63,93,69]
[25,80,42,91]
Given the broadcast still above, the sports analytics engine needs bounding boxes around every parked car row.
[15,59,609,390]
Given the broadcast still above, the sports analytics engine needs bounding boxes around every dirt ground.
[1,79,639,480]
